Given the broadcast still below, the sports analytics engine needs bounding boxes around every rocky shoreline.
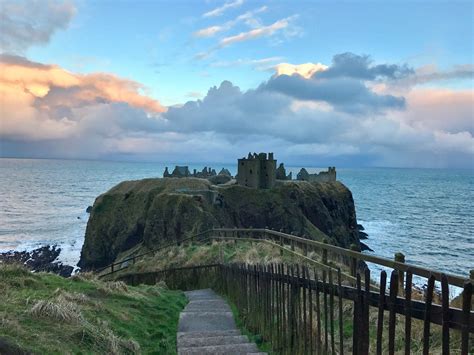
[0,245,74,277]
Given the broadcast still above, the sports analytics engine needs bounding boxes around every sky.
[0,0,473,168]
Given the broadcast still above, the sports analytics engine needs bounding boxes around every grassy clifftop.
[0,264,186,354]
[80,178,359,270]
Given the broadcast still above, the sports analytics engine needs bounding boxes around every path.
[177,289,267,355]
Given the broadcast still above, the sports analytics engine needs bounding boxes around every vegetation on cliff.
[0,263,186,354]
[79,178,359,270]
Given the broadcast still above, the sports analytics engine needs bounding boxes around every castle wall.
[298,167,337,183]
[237,158,260,188]
[260,159,276,188]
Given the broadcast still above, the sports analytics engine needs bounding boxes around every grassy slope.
[0,264,187,354]
[109,241,471,354]
[112,240,349,279]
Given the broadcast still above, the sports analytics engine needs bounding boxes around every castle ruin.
[296,167,336,183]
[162,153,336,189]
[237,152,276,189]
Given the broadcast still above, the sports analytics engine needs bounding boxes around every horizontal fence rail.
[97,228,471,290]
[115,262,473,354]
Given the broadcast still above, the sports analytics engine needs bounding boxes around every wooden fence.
[98,228,470,291]
[117,263,473,355]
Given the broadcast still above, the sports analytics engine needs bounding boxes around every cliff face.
[78,178,359,270]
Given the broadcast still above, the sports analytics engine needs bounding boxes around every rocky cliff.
[78,178,360,270]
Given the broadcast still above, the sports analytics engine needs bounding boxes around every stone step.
[177,289,264,355]
[178,335,249,348]
[182,305,232,311]
[184,304,231,312]
[188,297,227,305]
[184,289,220,300]
[185,304,229,310]
[177,330,241,339]
[178,311,236,332]
[177,342,260,355]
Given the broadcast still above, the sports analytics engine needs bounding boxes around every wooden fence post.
[376,270,387,355]
[322,238,328,265]
[350,244,358,277]
[395,252,405,295]
[404,271,413,355]
[423,275,435,355]
[353,273,361,355]
[388,271,399,355]
[441,274,450,355]
[461,281,472,355]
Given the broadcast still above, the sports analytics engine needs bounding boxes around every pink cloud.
[0,55,166,141]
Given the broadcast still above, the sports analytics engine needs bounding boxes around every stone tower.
[237,152,276,189]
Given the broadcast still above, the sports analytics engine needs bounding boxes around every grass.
[0,263,187,354]
[225,298,274,354]
[109,239,351,281]
[100,240,472,354]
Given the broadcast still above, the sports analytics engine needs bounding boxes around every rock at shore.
[360,242,374,252]
[78,178,360,270]
[0,245,74,277]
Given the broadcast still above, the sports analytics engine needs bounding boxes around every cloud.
[0,55,165,142]
[275,62,328,79]
[194,25,225,38]
[317,52,414,80]
[0,0,76,53]
[263,54,409,114]
[264,75,405,113]
[194,15,299,60]
[157,53,472,167]
[203,0,244,18]
[194,6,267,38]
[390,88,474,135]
[219,16,295,47]
[1,53,472,168]
[389,64,474,89]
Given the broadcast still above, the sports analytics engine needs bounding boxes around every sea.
[0,158,472,292]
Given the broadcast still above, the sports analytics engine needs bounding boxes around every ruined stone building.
[163,154,336,188]
[192,167,217,178]
[163,165,227,179]
[237,152,276,189]
[275,163,292,181]
[163,166,190,178]
[296,167,336,182]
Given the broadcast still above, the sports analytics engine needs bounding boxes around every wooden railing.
[115,262,473,354]
[97,228,471,290]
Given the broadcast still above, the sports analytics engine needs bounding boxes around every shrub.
[29,299,83,323]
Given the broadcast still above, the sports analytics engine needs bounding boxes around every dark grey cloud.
[258,52,410,114]
[163,80,348,143]
[318,52,414,80]
[394,64,474,88]
[0,53,51,68]
[0,0,76,53]
[262,75,405,113]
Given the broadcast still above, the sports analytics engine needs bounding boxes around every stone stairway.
[177,289,267,355]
